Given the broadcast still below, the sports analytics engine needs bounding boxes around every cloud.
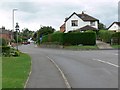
[0,0,119,31]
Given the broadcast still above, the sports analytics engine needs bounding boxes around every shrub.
[63,32,96,45]
[0,38,7,46]
[12,51,20,57]
[111,32,120,45]
[98,30,114,43]
[1,46,11,56]
[42,32,96,45]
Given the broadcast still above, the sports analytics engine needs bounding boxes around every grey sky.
[0,0,119,31]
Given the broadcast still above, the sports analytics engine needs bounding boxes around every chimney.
[82,11,84,14]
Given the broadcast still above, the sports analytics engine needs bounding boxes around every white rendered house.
[108,22,120,32]
[60,12,99,32]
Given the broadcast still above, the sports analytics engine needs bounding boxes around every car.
[22,42,30,45]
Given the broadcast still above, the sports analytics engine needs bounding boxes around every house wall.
[65,14,98,32]
[108,23,120,32]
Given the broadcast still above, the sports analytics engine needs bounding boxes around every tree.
[21,28,34,42]
[98,22,106,30]
[38,26,55,36]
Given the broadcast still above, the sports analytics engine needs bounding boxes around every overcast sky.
[0,0,119,31]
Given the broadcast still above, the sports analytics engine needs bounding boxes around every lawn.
[64,45,98,50]
[111,45,120,49]
[2,53,31,88]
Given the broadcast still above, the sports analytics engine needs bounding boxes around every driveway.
[19,44,118,88]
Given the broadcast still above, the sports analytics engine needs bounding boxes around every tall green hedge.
[98,30,115,43]
[42,32,96,45]
[112,32,120,45]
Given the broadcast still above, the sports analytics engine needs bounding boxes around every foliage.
[38,26,55,36]
[63,32,96,45]
[98,22,106,30]
[2,53,31,88]
[98,30,115,43]
[42,32,96,45]
[0,38,7,46]
[1,46,20,57]
[111,32,120,45]
[1,46,11,57]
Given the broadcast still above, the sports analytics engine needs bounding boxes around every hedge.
[42,32,96,45]
[98,30,115,43]
[111,32,120,45]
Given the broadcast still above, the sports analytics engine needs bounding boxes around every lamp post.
[15,22,19,50]
[12,9,18,32]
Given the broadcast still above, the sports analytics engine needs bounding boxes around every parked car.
[22,42,30,45]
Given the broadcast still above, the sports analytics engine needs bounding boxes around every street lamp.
[12,9,18,32]
[15,22,19,50]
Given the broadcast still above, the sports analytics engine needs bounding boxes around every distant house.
[108,22,120,32]
[60,12,99,32]
[0,27,13,42]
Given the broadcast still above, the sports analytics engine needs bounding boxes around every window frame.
[71,20,78,27]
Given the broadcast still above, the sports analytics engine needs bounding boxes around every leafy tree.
[35,26,55,44]
[38,26,55,36]
[98,22,106,30]
[21,28,34,42]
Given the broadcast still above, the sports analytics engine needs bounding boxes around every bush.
[1,46,11,56]
[111,32,120,45]
[98,30,114,43]
[63,32,96,45]
[12,51,20,57]
[42,32,96,45]
[0,38,7,46]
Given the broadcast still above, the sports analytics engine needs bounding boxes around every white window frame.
[71,20,78,27]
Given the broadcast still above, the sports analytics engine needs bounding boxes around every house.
[108,22,120,32]
[60,12,99,32]
[0,27,13,42]
[60,23,65,32]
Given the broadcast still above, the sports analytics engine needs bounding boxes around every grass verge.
[2,53,31,88]
[64,45,98,50]
[111,45,120,49]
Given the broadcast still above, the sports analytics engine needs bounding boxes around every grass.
[111,45,120,49]
[64,45,98,50]
[2,53,31,88]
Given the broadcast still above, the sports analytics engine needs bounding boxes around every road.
[19,44,118,88]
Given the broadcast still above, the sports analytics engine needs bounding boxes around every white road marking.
[93,59,119,68]
[24,57,32,88]
[100,51,118,56]
[47,56,72,89]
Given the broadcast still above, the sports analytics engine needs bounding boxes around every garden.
[1,38,31,88]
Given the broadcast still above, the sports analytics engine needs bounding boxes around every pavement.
[96,40,113,49]
[19,44,118,88]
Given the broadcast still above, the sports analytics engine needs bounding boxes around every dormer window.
[90,21,95,26]
[71,20,78,26]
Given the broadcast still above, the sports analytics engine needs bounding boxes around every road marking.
[100,51,118,56]
[47,56,72,89]
[24,57,32,88]
[93,59,119,68]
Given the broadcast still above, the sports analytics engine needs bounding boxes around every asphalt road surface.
[19,44,118,88]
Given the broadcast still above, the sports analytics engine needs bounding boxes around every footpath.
[96,40,113,49]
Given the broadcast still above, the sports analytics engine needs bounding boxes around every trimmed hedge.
[111,32,120,45]
[42,32,96,45]
[98,30,115,43]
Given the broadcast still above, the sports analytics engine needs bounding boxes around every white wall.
[108,23,120,32]
[65,14,98,32]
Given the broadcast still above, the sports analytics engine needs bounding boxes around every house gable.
[108,22,120,32]
[60,12,99,32]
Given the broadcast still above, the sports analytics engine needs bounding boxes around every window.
[90,21,95,26]
[71,20,78,26]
